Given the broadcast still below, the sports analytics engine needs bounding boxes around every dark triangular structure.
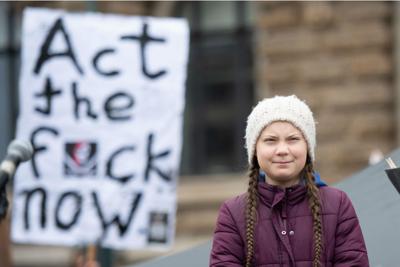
[334,149,400,267]
[130,149,400,267]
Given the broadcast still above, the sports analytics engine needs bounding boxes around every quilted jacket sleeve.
[209,201,244,267]
[333,191,369,266]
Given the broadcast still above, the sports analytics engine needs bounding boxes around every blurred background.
[0,1,398,266]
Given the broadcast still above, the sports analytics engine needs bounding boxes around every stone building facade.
[14,1,395,183]
[255,1,395,182]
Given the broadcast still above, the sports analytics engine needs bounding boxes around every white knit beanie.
[245,95,316,164]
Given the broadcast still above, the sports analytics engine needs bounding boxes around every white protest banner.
[12,7,189,250]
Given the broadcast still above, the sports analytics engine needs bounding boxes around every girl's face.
[255,121,308,188]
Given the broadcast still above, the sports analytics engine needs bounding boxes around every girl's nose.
[276,142,289,156]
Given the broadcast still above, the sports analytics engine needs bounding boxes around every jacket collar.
[258,170,327,187]
[257,181,307,208]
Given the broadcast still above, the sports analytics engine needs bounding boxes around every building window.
[0,2,16,155]
[176,2,255,174]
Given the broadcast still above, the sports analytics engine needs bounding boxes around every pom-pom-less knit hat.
[245,95,316,164]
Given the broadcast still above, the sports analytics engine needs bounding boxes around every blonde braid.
[245,157,259,267]
[304,160,323,267]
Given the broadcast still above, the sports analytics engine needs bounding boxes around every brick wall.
[255,1,395,182]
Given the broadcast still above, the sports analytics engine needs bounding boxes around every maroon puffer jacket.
[210,182,369,266]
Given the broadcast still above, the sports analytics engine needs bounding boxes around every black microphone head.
[7,140,33,162]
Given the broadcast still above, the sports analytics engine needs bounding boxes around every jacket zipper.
[282,194,288,232]
[282,192,291,267]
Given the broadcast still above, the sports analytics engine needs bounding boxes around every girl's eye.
[288,137,300,141]
[264,138,276,143]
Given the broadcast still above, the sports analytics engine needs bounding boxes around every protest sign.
[12,7,189,250]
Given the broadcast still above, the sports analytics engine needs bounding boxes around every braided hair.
[245,157,259,267]
[304,158,323,267]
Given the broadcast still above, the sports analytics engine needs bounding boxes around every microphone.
[0,140,34,190]
[0,140,33,221]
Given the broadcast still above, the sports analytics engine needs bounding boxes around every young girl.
[210,95,369,267]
